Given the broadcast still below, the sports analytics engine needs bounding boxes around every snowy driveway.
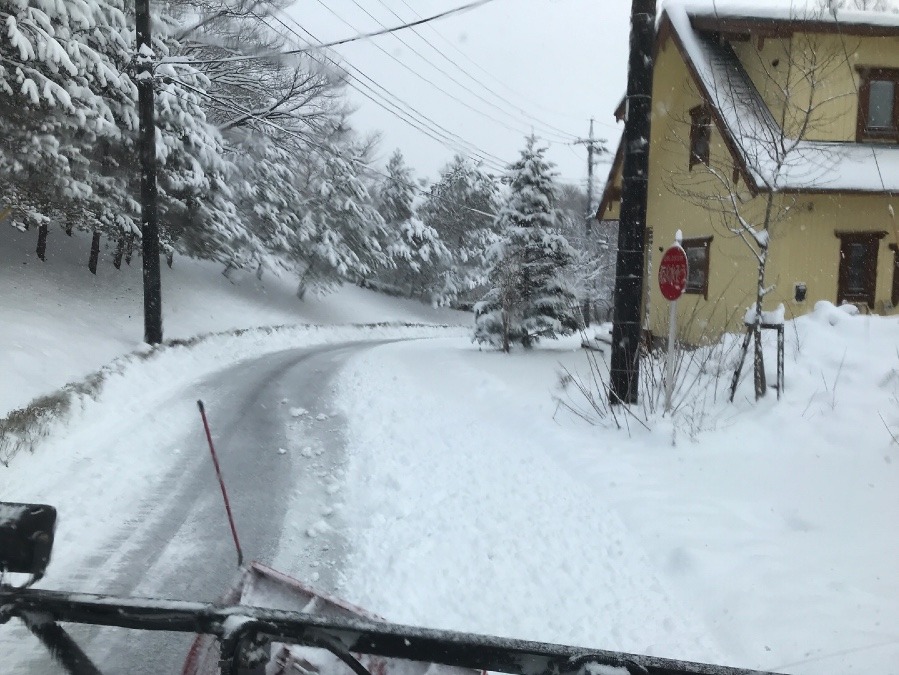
[2,340,387,675]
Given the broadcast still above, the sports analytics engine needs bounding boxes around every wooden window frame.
[689,105,712,169]
[890,243,899,307]
[681,236,713,300]
[856,67,899,142]
[835,230,885,309]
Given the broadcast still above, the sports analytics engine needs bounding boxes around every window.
[689,105,712,168]
[857,68,899,141]
[681,236,712,299]
[836,231,885,308]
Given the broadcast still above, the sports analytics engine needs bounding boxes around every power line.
[352,0,578,144]
[392,0,620,131]
[264,11,508,171]
[272,11,508,168]
[306,0,560,143]
[162,0,499,67]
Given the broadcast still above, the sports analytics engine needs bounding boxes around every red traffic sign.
[658,245,689,301]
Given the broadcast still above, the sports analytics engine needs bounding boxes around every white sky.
[281,0,631,188]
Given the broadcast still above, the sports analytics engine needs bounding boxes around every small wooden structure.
[729,322,785,402]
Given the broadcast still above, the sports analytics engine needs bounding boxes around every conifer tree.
[417,156,499,305]
[474,136,579,351]
[374,149,449,296]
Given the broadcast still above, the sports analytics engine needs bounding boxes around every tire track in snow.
[2,341,389,675]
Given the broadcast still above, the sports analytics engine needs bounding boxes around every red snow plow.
[182,561,480,675]
[0,500,792,675]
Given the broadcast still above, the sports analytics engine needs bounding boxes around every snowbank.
[0,226,469,416]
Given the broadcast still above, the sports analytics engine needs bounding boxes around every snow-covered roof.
[664,0,899,30]
[664,0,899,193]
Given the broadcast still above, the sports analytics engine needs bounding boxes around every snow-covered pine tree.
[379,150,415,225]
[374,149,449,296]
[0,0,253,268]
[293,138,391,296]
[163,0,357,275]
[417,155,500,306]
[0,0,136,233]
[474,136,579,351]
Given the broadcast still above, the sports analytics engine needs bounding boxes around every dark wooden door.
[837,233,879,308]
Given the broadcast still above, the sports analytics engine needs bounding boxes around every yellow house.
[597,1,899,343]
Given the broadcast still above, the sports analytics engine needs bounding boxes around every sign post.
[658,233,689,413]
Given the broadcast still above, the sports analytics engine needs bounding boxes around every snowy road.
[3,340,385,675]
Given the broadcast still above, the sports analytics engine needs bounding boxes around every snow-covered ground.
[3,227,899,675]
[334,308,899,675]
[0,226,467,417]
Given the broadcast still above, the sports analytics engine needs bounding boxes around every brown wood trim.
[681,235,713,300]
[835,231,884,308]
[834,230,887,239]
[595,137,625,221]
[780,185,897,196]
[857,73,870,142]
[891,244,899,306]
[661,13,760,196]
[689,104,712,169]
[690,14,899,39]
[856,67,899,142]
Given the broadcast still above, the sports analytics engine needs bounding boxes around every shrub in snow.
[556,301,746,437]
[474,136,579,351]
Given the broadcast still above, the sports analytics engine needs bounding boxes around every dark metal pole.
[136,0,163,344]
[610,0,656,404]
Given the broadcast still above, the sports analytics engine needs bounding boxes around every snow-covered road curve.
[3,340,386,675]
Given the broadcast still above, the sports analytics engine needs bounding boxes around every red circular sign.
[658,246,689,301]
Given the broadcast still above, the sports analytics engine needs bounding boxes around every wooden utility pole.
[586,117,596,228]
[136,0,163,344]
[609,0,656,404]
[575,118,601,326]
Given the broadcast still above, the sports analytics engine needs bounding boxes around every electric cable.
[307,0,557,142]
[163,0,499,67]
[261,11,509,169]
[349,0,578,143]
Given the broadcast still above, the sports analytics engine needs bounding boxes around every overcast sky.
[277,0,628,189]
[279,0,831,188]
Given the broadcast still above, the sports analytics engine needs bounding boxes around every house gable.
[598,2,899,341]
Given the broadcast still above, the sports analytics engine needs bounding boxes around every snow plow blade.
[182,562,483,675]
